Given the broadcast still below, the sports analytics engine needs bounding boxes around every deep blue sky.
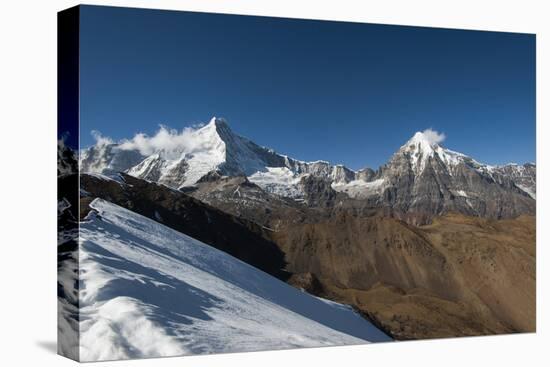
[79,5,535,169]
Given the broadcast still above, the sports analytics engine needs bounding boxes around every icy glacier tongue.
[75,198,390,361]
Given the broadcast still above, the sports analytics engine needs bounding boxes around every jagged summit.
[401,130,443,158]
[400,129,452,157]
[393,130,468,175]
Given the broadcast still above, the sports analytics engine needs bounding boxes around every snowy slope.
[69,198,389,361]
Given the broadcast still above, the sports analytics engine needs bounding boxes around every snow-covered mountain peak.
[202,116,232,137]
[401,130,445,156]
[187,118,226,151]
[208,117,238,144]
[408,130,440,146]
[82,117,291,188]
[397,130,467,173]
[210,116,229,127]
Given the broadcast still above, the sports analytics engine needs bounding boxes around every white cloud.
[98,121,222,160]
[91,130,114,146]
[421,128,446,145]
[119,126,193,156]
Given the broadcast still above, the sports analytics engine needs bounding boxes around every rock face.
[298,175,343,207]
[493,163,536,199]
[187,174,307,229]
[80,118,535,222]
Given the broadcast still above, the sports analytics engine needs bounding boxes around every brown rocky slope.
[272,212,535,340]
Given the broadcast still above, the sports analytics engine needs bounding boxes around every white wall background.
[0,0,547,365]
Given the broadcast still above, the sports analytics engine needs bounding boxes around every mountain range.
[79,117,535,223]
